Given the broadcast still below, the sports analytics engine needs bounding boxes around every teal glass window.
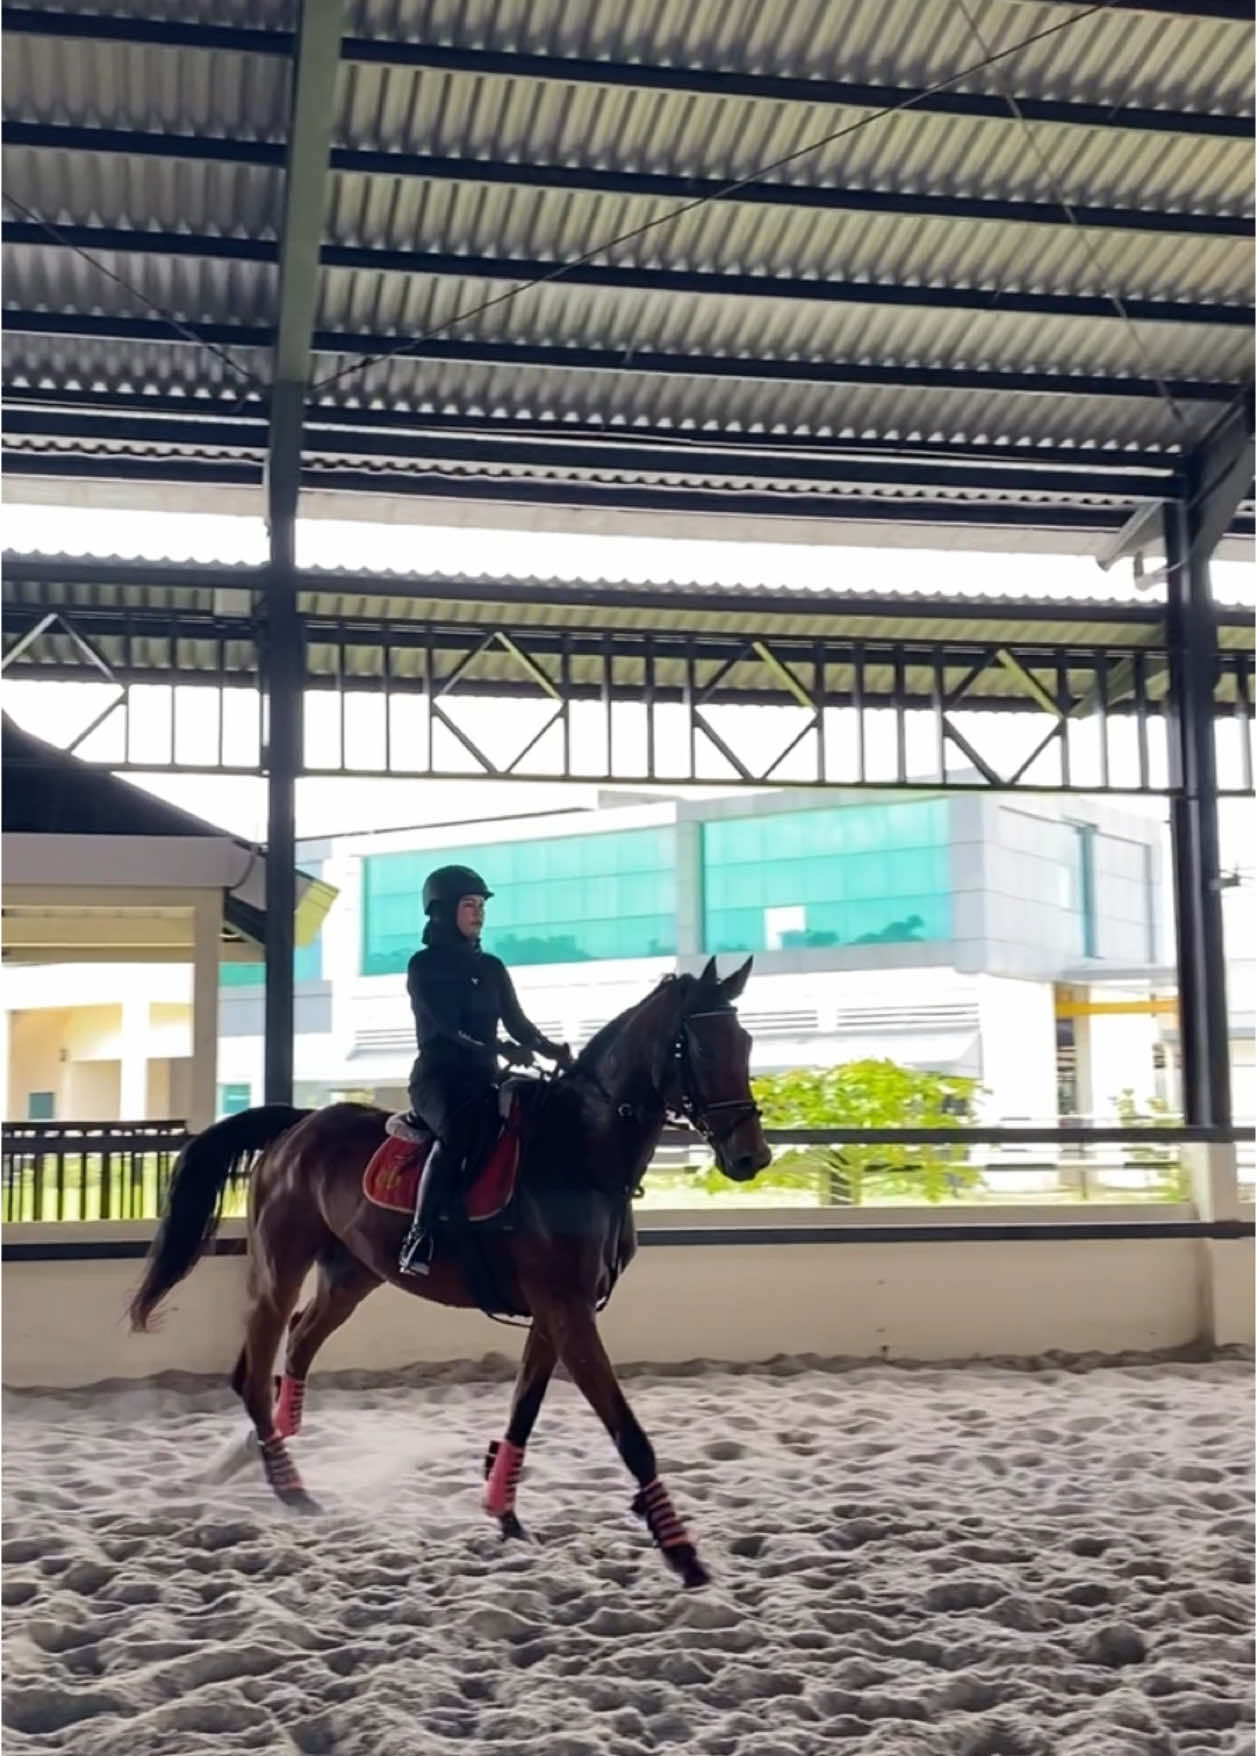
[218,1082,251,1116]
[221,861,325,987]
[220,935,323,988]
[361,829,677,975]
[1075,823,1098,958]
[702,801,951,953]
[26,1091,55,1120]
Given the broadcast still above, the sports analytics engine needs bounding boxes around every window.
[361,829,678,975]
[218,1083,251,1116]
[220,936,323,988]
[702,801,951,954]
[26,1091,55,1120]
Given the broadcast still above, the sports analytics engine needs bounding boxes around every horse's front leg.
[538,1296,709,1589]
[484,1320,556,1540]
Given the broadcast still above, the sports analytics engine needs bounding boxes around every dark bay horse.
[129,957,770,1588]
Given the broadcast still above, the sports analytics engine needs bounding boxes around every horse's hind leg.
[232,1192,330,1511]
[237,1266,323,1511]
[540,1297,709,1590]
[275,1248,379,1438]
[484,1321,556,1541]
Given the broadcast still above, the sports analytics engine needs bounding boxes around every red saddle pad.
[363,1105,521,1224]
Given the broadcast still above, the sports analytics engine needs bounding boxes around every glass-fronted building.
[13,785,1249,1131]
[702,799,952,954]
[361,827,676,973]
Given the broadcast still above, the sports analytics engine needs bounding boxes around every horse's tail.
[128,1105,310,1332]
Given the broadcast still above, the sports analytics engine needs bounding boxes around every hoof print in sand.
[1,1358,1250,1754]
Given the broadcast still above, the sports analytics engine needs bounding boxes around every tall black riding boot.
[399,1139,458,1276]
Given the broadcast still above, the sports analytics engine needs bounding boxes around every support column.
[1163,457,1248,1349]
[261,0,344,1104]
[1162,496,1231,1131]
[119,995,150,1120]
[263,384,303,1105]
[190,892,220,1132]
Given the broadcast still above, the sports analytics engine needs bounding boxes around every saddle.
[362,1080,528,1226]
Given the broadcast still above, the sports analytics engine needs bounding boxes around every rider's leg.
[399,1075,496,1275]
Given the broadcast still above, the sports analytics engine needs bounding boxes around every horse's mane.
[573,972,697,1072]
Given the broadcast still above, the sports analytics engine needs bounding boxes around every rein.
[669,1009,762,1152]
[566,1000,760,1186]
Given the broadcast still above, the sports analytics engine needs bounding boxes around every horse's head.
[669,957,772,1183]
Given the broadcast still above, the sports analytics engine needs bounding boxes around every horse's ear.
[718,956,753,1002]
[698,955,718,988]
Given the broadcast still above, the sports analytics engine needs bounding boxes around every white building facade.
[5,788,1253,1128]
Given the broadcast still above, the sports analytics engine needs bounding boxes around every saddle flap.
[364,1097,522,1223]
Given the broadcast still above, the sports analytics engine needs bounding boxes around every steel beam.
[0,407,1182,499]
[7,221,1253,329]
[8,122,1251,241]
[263,386,303,1107]
[1163,498,1232,1128]
[3,7,1250,140]
[6,595,1251,801]
[1189,399,1257,564]
[1095,498,1169,572]
[7,549,1223,625]
[5,308,1239,405]
[0,387,1191,475]
[996,0,1251,20]
[7,446,1251,537]
[262,0,344,1106]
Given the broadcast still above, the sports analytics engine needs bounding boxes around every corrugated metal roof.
[332,57,1252,219]
[1,0,1252,532]
[315,360,1205,453]
[316,174,1251,305]
[308,270,1252,387]
[6,548,1254,642]
[350,0,1255,118]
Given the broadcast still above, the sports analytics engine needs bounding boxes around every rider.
[398,864,571,1275]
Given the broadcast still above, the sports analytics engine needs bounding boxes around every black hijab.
[421,903,482,955]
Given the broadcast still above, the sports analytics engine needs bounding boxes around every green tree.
[697,1059,983,1205]
[1113,1087,1188,1201]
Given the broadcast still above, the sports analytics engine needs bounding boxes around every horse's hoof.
[498,1511,528,1542]
[666,1543,711,1589]
[281,1488,322,1516]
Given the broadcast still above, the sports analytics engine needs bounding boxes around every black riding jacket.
[407,938,547,1075]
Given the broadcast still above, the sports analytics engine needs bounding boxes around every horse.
[128,956,771,1589]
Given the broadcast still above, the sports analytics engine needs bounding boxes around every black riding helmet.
[422,864,493,915]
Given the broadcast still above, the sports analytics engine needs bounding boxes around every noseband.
[669,1009,761,1152]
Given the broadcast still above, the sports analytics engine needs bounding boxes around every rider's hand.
[548,1042,574,1072]
[500,1042,536,1069]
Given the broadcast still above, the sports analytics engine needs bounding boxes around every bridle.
[668,1008,761,1154]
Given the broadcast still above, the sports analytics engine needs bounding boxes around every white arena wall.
[3,1211,1251,1390]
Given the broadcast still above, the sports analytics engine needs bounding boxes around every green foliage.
[1113,1087,1189,1201]
[694,1059,984,1205]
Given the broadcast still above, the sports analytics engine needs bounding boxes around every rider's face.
[456,895,486,938]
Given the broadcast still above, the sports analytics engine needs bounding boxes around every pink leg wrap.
[274,1374,306,1439]
[483,1439,526,1518]
[636,1477,691,1550]
[260,1434,306,1498]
